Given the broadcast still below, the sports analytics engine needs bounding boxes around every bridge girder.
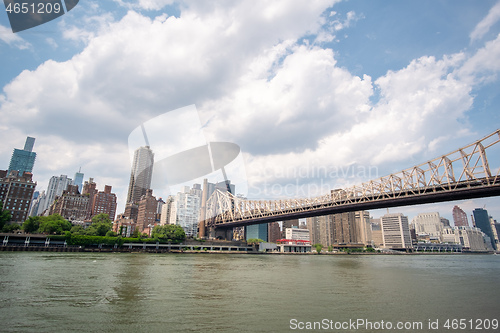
[203,129,500,231]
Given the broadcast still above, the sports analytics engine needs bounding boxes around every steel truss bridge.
[200,130,500,238]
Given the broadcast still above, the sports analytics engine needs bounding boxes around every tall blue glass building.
[74,170,84,193]
[473,208,496,250]
[8,137,36,175]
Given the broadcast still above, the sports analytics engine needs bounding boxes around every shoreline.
[0,245,495,255]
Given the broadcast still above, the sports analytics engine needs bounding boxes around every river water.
[0,252,499,333]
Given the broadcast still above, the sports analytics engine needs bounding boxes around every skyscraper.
[381,213,412,250]
[40,175,73,214]
[136,189,158,234]
[170,185,202,237]
[473,208,496,250]
[8,137,37,175]
[73,169,84,193]
[306,216,322,245]
[354,211,372,246]
[126,146,154,204]
[452,205,469,227]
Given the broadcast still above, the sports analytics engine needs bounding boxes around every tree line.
[0,201,186,245]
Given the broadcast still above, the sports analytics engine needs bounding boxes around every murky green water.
[0,253,499,332]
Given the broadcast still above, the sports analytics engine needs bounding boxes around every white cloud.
[458,33,500,84]
[470,1,500,42]
[0,25,31,50]
[1,0,499,212]
[0,0,339,209]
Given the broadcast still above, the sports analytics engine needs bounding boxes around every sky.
[1,0,500,224]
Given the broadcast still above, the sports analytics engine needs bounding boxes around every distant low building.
[113,214,136,237]
[276,239,311,253]
[441,226,488,252]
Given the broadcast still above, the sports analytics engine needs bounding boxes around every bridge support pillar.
[208,227,233,241]
[198,220,206,238]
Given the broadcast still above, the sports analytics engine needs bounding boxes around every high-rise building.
[8,137,37,175]
[282,219,299,238]
[268,222,281,243]
[412,212,443,238]
[452,206,469,227]
[381,213,412,250]
[306,216,322,245]
[198,178,236,238]
[73,170,84,194]
[49,184,90,222]
[91,185,117,220]
[370,218,384,248]
[440,217,450,227]
[136,189,158,234]
[169,185,202,237]
[126,146,154,205]
[28,190,45,217]
[473,208,496,250]
[160,196,174,225]
[82,178,98,213]
[354,211,372,246]
[494,222,500,248]
[332,212,356,244]
[319,215,334,247]
[490,217,500,248]
[0,170,36,223]
[215,180,235,195]
[41,175,73,215]
[124,203,139,224]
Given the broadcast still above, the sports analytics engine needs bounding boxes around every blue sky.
[1,0,500,223]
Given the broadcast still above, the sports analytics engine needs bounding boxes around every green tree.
[0,202,11,230]
[131,228,140,238]
[314,244,323,253]
[70,225,86,235]
[105,230,117,237]
[246,238,265,245]
[91,213,111,224]
[151,224,186,242]
[86,213,113,236]
[22,216,41,233]
[327,245,333,252]
[38,214,72,234]
[2,223,20,233]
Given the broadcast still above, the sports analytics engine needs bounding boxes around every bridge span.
[199,129,500,239]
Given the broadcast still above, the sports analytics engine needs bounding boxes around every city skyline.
[1,1,500,221]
